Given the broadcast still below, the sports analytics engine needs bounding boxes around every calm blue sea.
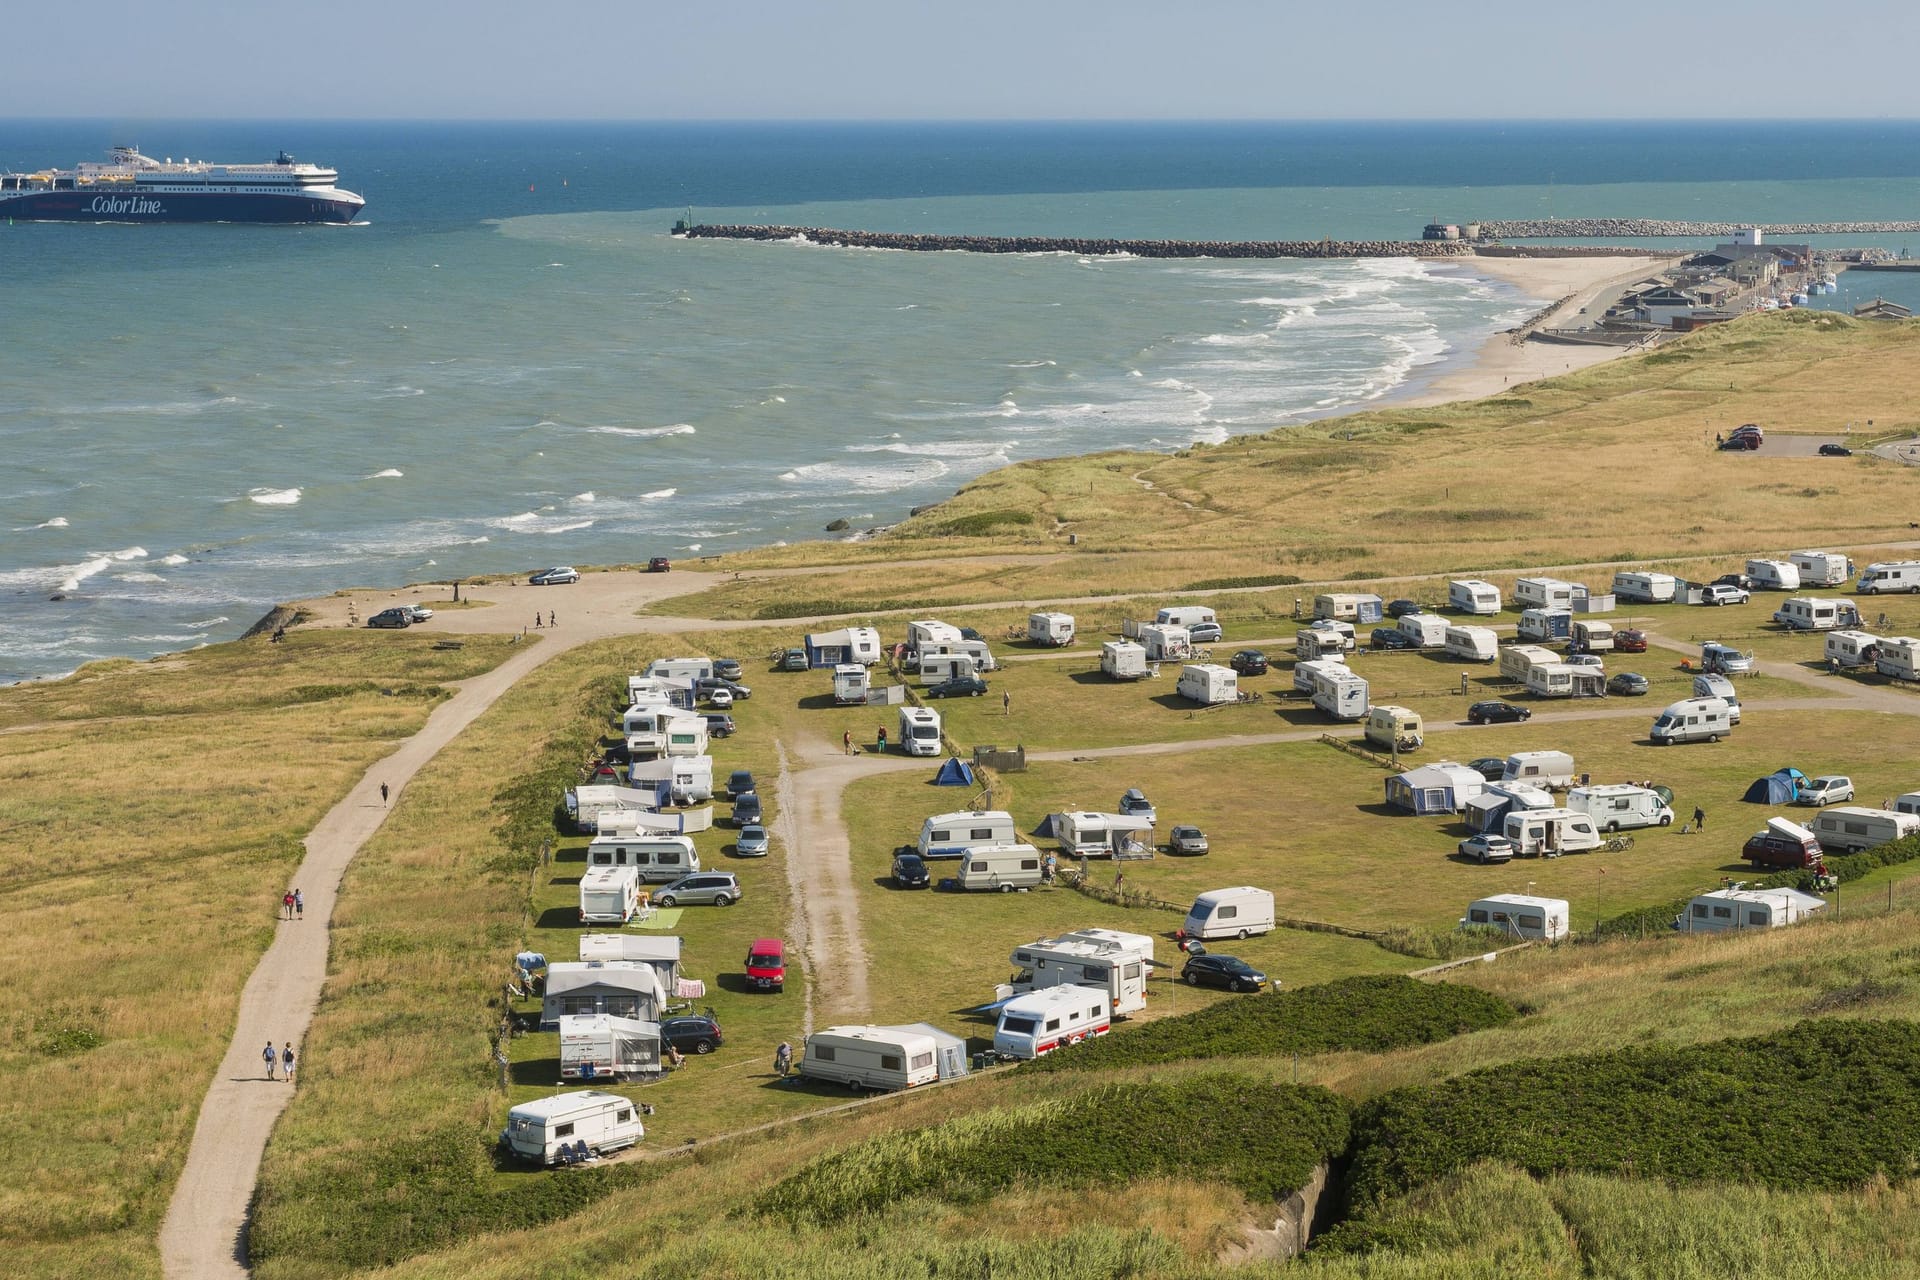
[4,120,1919,683]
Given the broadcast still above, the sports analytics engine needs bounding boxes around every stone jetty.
[679,224,1474,259]
[1472,218,1920,239]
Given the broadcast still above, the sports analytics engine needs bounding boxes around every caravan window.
[1469,909,1490,923]
[970,827,996,840]
[606,996,640,1018]
[812,1046,836,1062]
[1123,962,1142,980]
[1021,859,1039,871]
[1081,965,1107,983]
[880,1054,902,1071]
[931,828,952,842]
[1692,904,1709,918]
[617,1109,633,1123]
[1712,906,1732,919]
[561,995,595,1016]
[969,861,987,873]
[1490,911,1511,924]
[911,1052,934,1070]
[1748,910,1770,925]
[1217,905,1237,920]
[1843,822,1869,836]
[555,1122,575,1138]
[1045,1018,1061,1031]
[1519,914,1543,930]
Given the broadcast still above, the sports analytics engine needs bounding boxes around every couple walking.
[262,1041,297,1083]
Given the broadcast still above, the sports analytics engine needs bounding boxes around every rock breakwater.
[1475,218,1920,239]
[679,224,1473,259]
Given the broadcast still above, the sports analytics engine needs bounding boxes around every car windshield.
[1219,958,1253,974]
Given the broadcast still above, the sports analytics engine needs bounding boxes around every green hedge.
[1022,975,1517,1075]
[1342,1018,1920,1213]
[762,1075,1348,1225]
[1181,572,1305,591]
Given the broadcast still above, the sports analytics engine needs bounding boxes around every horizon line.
[3,115,1920,126]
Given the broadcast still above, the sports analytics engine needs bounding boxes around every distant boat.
[0,145,363,224]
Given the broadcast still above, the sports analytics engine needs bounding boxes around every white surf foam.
[115,572,165,583]
[640,488,676,499]
[778,459,951,493]
[571,491,597,503]
[159,554,189,566]
[187,616,231,630]
[367,468,405,479]
[248,488,302,506]
[34,517,69,529]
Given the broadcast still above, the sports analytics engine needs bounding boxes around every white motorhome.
[623,707,706,760]
[1524,663,1605,699]
[1679,887,1826,934]
[1806,806,1920,854]
[1443,625,1498,662]
[1448,579,1501,615]
[1398,613,1448,648]
[992,987,1112,1059]
[1294,653,1343,692]
[1177,663,1240,705]
[1027,612,1075,647]
[1651,696,1734,744]
[1691,673,1742,723]
[1156,605,1218,633]
[1054,811,1155,858]
[1101,640,1150,681]
[586,834,700,882]
[899,706,942,756]
[1515,577,1577,610]
[798,1026,946,1092]
[579,866,642,924]
[1365,705,1424,752]
[563,784,655,835]
[1894,792,1920,818]
[1612,571,1677,603]
[663,717,708,759]
[1517,608,1573,644]
[558,1014,662,1081]
[1005,928,1154,1014]
[1826,630,1882,669]
[1570,620,1615,653]
[1462,894,1569,941]
[1567,784,1674,831]
[1501,807,1602,857]
[500,1091,645,1165]
[918,810,1018,860]
[955,842,1046,892]
[1300,659,1368,720]
[1296,623,1356,660]
[1182,886,1276,940]
[1502,750,1576,789]
[1138,624,1192,662]
[1500,644,1561,683]
[1746,559,1801,591]
[1875,637,1920,681]
[627,755,715,806]
[1856,561,1920,595]
[833,663,871,705]
[1790,550,1855,588]
[646,656,715,684]
[906,620,964,654]
[1773,597,1862,632]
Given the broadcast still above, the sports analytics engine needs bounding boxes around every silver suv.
[654,872,741,907]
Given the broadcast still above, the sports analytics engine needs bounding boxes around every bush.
[1344,1019,1920,1211]
[1023,975,1516,1075]
[762,1075,1348,1224]
[1181,572,1305,591]
[923,509,1035,537]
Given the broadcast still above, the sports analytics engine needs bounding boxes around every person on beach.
[381,782,390,805]
[282,891,294,921]
[282,1044,297,1083]
[534,612,542,629]
[263,1041,278,1080]
[548,611,555,627]
[294,888,304,920]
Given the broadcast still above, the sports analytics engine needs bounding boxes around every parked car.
[1702,583,1750,606]
[1386,599,1423,618]
[1711,573,1752,591]
[1797,775,1855,806]
[529,566,579,585]
[1457,833,1516,864]
[1370,627,1420,651]
[926,675,988,699]
[1614,629,1649,654]
[1167,825,1210,856]
[697,677,752,701]
[1566,654,1605,668]
[713,658,743,681]
[779,648,809,671]
[647,556,671,572]
[1119,788,1157,824]
[891,852,931,889]
[1607,672,1651,696]
[735,824,770,857]
[959,627,985,642]
[1818,443,1853,457]
[732,793,763,827]
[707,687,734,710]
[1743,827,1822,869]
[367,607,413,629]
[660,1014,724,1054]
[1466,757,1508,783]
[1467,701,1532,725]
[653,872,741,908]
[1180,954,1268,993]
[1188,621,1224,644]
[727,769,757,798]
[704,713,736,738]
[405,604,435,623]
[1230,649,1269,676]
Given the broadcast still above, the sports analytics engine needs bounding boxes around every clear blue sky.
[7,1,1918,120]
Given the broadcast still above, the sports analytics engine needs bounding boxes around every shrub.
[924,509,1035,537]
[1181,572,1305,591]
[1023,975,1516,1075]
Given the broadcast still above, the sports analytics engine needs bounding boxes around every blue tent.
[933,758,976,787]
[1742,768,1807,804]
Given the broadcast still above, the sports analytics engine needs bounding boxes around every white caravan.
[1651,696,1734,744]
[1314,593,1376,622]
[833,663,871,705]
[1138,624,1192,662]
[1101,640,1150,681]
[1612,571,1677,603]
[1524,663,1605,699]
[1304,661,1369,720]
[1567,784,1674,831]
[1296,624,1356,660]
[1365,705,1424,752]
[918,810,1018,860]
[1444,626,1499,662]
[1463,781,1555,834]
[1449,579,1502,615]
[1691,673,1742,724]
[1462,894,1569,942]
[578,866,642,924]
[1515,577,1577,610]
[1156,605,1219,633]
[1177,663,1240,705]
[922,639,998,672]
[798,1026,946,1092]
[558,1014,661,1081]
[1027,612,1075,647]
[1570,620,1615,652]
[563,784,655,835]
[587,834,700,882]
[501,1091,645,1165]
[1825,630,1882,669]
[626,673,692,708]
[627,755,715,805]
[1501,807,1602,858]
[954,842,1046,892]
[646,656,714,684]
[1680,887,1827,934]
[1182,886,1276,940]
[1054,811,1155,858]
[1790,550,1855,588]
[1806,806,1920,854]
[1746,559,1801,590]
[1500,644,1561,683]
[1773,597,1861,631]
[1398,613,1448,648]
[905,620,964,655]
[663,717,707,759]
[1502,750,1577,789]
[1004,928,1155,1015]
[899,706,942,756]
[992,987,1112,1059]
[918,652,981,684]
[1856,561,1920,595]
[1876,637,1920,681]
[624,707,706,760]
[1517,608,1573,644]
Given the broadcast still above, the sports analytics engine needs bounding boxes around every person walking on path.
[281,891,294,921]
[294,889,304,920]
[1003,690,1011,716]
[282,1044,297,1084]
[548,611,555,628]
[262,1041,277,1080]
[774,1040,793,1078]
[876,726,888,753]
[843,729,853,756]
[381,782,390,805]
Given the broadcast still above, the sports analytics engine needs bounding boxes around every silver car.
[653,872,741,907]
[735,825,770,858]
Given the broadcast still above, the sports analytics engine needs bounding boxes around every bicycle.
[1603,834,1636,852]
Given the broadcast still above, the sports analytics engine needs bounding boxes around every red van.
[745,938,785,992]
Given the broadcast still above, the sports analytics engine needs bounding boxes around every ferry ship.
[0,146,364,224]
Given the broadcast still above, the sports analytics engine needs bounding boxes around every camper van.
[1502,807,1602,857]
[1746,559,1801,591]
[1314,593,1385,624]
[1856,561,1920,595]
[1515,578,1577,610]
[1875,637,1920,681]
[1524,663,1606,699]
[905,620,964,656]
[1806,806,1920,854]
[1791,550,1855,587]
[992,987,1112,1060]
[1570,620,1615,653]
[1305,661,1370,720]
[1005,929,1155,1015]
[558,1014,661,1081]
[500,1091,645,1165]
[898,706,942,756]
[1500,644,1561,683]
[1053,811,1155,859]
[833,663,871,705]
[1443,626,1499,662]
[1567,784,1673,831]
[799,1026,946,1092]
[1826,630,1882,669]
[1651,696,1734,744]
[954,843,1046,892]
[563,784,654,835]
[1365,705,1424,752]
[1177,663,1240,706]
[1699,642,1753,675]
[647,656,715,684]
[1448,579,1502,615]
[1156,605,1219,636]
[1612,571,1677,603]
[1101,639,1150,681]
[586,834,700,882]
[1297,622,1357,659]
[1138,624,1192,662]
[579,866,642,924]
[1462,894,1569,941]
[1679,887,1826,934]
[917,810,1018,860]
[1294,655,1344,693]
[1027,612,1075,647]
[1691,673,1742,723]
[1181,886,1277,941]
[1501,750,1575,789]
[1517,608,1573,644]
[1773,597,1862,632]
[1397,613,1448,648]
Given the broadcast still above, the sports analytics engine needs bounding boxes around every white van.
[918,810,1018,860]
[1612,571,1677,603]
[1181,886,1276,941]
[923,639,998,672]
[1177,663,1239,705]
[1746,559,1801,590]
[1790,550,1854,588]
[993,987,1111,1060]
[1515,577,1577,610]
[1502,750,1576,790]
[1691,673,1742,723]
[1773,597,1861,632]
[1462,894,1569,941]
[578,865,641,924]
[500,1090,645,1165]
[1894,792,1920,818]
[559,1014,661,1081]
[899,706,942,756]
[1806,806,1920,854]
[833,663,871,705]
[1856,561,1920,595]
[1448,579,1501,615]
[586,834,700,882]
[1651,696,1733,744]
[1567,784,1674,832]
[1101,640,1150,680]
[1028,612,1075,647]
[1156,605,1219,635]
[955,843,1045,892]
[1443,626,1498,662]
[1502,807,1601,858]
[799,1026,944,1092]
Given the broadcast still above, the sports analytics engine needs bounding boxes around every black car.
[732,793,763,827]
[959,627,985,642]
[926,675,988,699]
[1467,700,1532,725]
[1711,572,1753,592]
[660,1014,724,1054]
[891,852,931,889]
[713,658,743,681]
[1386,598,1423,618]
[1465,757,1508,783]
[648,556,672,572]
[367,607,413,629]
[1370,627,1420,651]
[727,769,756,798]
[697,677,752,701]
[1819,443,1853,457]
[1229,649,1268,676]
[1180,954,1268,993]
